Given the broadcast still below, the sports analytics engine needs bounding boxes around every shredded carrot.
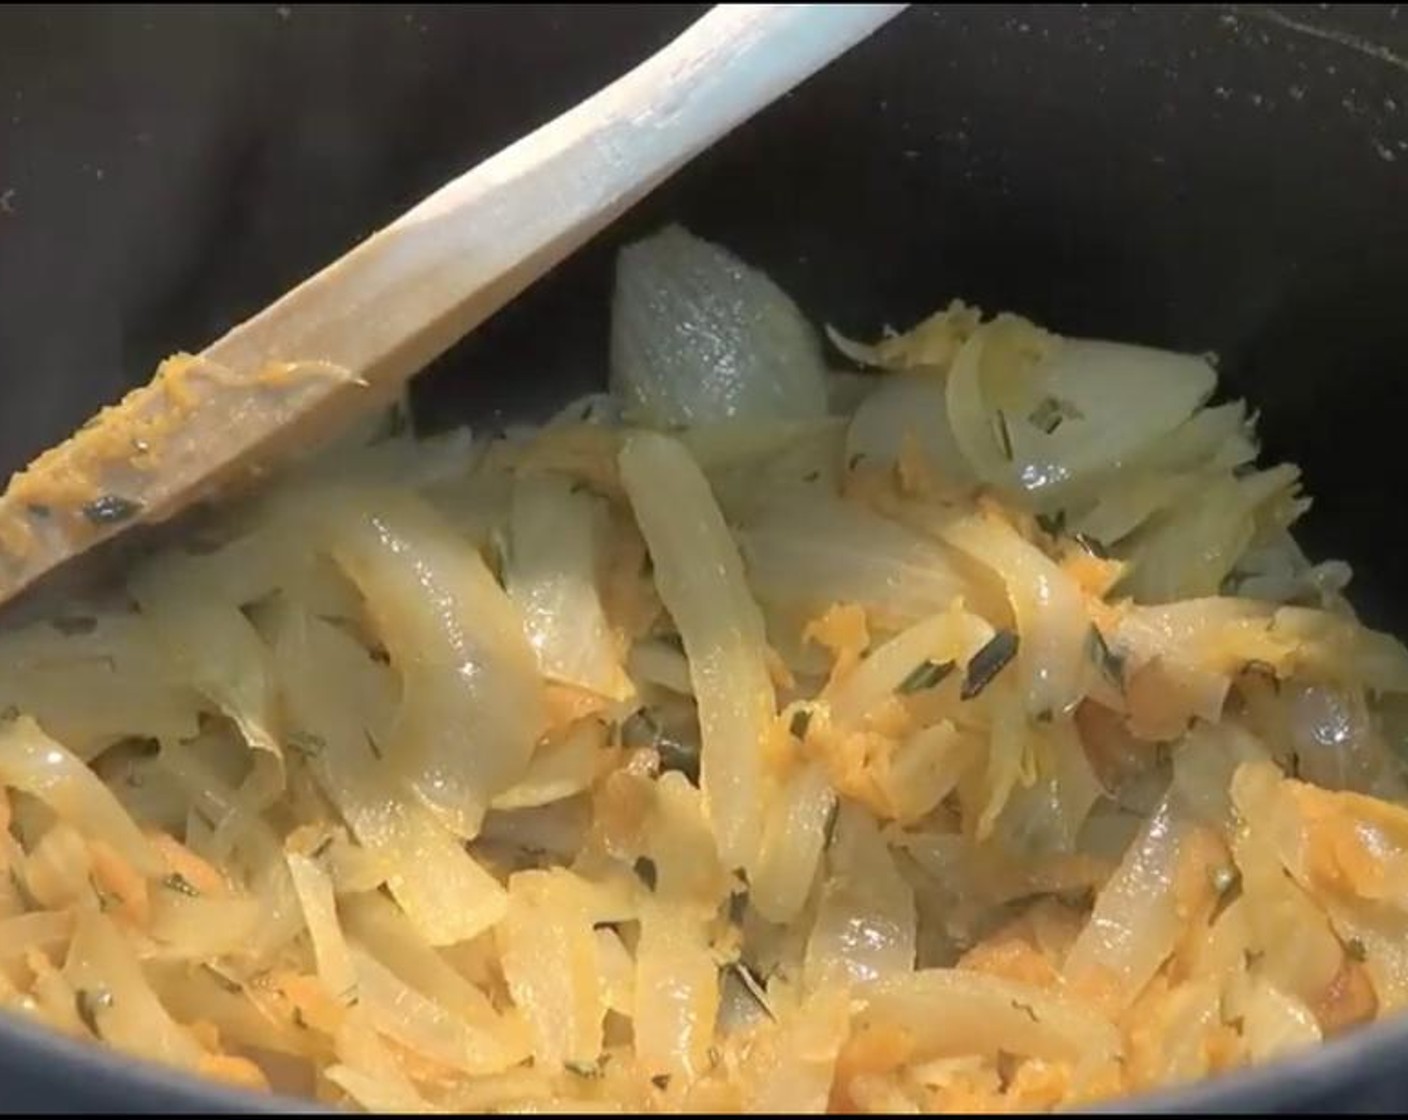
[804,602,870,685]
[87,839,151,927]
[544,682,608,733]
[830,1021,915,1112]
[198,1052,272,1093]
[146,831,229,897]
[1313,955,1378,1036]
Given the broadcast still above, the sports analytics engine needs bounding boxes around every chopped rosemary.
[657,735,701,785]
[1242,660,1280,691]
[823,800,841,848]
[1071,531,1110,559]
[82,494,144,526]
[730,961,777,1022]
[1035,509,1067,537]
[50,616,98,636]
[624,708,699,784]
[1209,865,1240,897]
[310,834,335,860]
[364,730,384,760]
[90,875,113,912]
[1086,625,1125,688]
[286,730,326,758]
[789,708,812,740]
[162,872,201,897]
[961,631,1019,700]
[633,857,659,892]
[803,469,821,483]
[896,658,956,695]
[75,987,114,1035]
[621,709,661,749]
[848,452,867,471]
[652,1074,672,1091]
[26,503,51,519]
[1346,937,1368,962]
[1010,998,1040,1023]
[201,963,243,994]
[992,409,1014,461]
[566,1059,606,1079]
[1027,395,1083,435]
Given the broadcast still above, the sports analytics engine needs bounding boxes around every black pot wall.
[0,3,1406,1113]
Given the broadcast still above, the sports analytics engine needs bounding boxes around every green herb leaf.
[82,494,144,526]
[992,410,1014,461]
[633,857,658,892]
[1086,625,1125,689]
[961,631,1019,700]
[1208,865,1240,897]
[729,960,777,1022]
[286,731,326,758]
[75,987,114,1035]
[50,616,98,636]
[162,872,201,897]
[896,658,957,696]
[1071,532,1110,559]
[1028,396,1084,435]
[200,963,243,995]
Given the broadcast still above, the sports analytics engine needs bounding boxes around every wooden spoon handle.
[0,4,906,607]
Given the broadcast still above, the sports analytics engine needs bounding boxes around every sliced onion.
[620,432,775,873]
[352,945,525,1076]
[805,803,915,987]
[947,319,1215,505]
[738,491,972,633]
[611,225,827,427]
[1120,465,1301,603]
[273,610,508,946]
[749,759,835,923]
[846,375,975,486]
[0,716,159,876]
[933,508,1092,718]
[329,490,546,839]
[63,913,205,1070]
[1063,795,1189,1010]
[506,475,632,701]
[130,568,284,804]
[497,868,606,1068]
[857,968,1121,1067]
[286,852,358,1003]
[633,896,720,1080]
[339,890,503,1029]
[826,604,993,728]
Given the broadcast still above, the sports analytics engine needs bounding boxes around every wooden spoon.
[0,3,905,613]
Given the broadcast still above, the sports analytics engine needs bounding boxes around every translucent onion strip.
[0,716,159,876]
[507,475,632,701]
[274,609,507,945]
[328,491,546,839]
[620,432,775,873]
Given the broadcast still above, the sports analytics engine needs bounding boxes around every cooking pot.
[0,3,1405,1112]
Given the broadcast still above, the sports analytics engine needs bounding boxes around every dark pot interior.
[1,3,1406,1113]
